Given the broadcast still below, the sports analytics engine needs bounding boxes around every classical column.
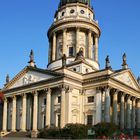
[94,35,98,62]
[12,95,17,131]
[60,86,66,128]
[2,98,7,131]
[104,87,111,123]
[52,32,56,61]
[21,93,27,131]
[62,29,67,55]
[48,41,52,63]
[112,90,118,125]
[67,88,72,124]
[126,95,131,129]
[88,30,92,59]
[131,97,136,129]
[120,93,125,129]
[46,88,51,127]
[32,91,38,131]
[76,28,80,53]
[101,90,105,122]
[95,87,102,124]
[136,99,140,129]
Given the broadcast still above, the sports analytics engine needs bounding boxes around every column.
[112,90,118,125]
[88,30,92,59]
[12,95,17,131]
[104,87,111,123]
[102,90,105,122]
[94,35,98,62]
[52,32,56,61]
[95,87,102,124]
[131,98,136,129]
[60,86,66,128]
[120,93,125,129]
[46,88,51,127]
[21,93,27,131]
[76,28,80,53]
[62,29,67,55]
[32,91,38,131]
[136,99,140,129]
[67,88,72,124]
[48,41,52,63]
[2,98,7,131]
[126,95,131,129]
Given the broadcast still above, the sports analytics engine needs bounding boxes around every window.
[88,96,94,103]
[69,47,74,56]
[80,10,85,14]
[44,98,46,105]
[58,115,60,128]
[58,96,61,103]
[73,68,76,72]
[70,9,75,14]
[62,12,65,16]
[87,115,93,125]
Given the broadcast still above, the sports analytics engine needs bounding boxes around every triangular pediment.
[111,69,140,90]
[5,66,61,89]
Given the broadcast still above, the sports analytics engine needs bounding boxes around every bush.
[94,122,120,138]
[39,123,90,139]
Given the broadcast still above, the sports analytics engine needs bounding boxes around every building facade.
[1,0,140,138]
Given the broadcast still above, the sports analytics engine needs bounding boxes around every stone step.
[4,131,30,138]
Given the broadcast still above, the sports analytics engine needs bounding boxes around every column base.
[11,130,16,132]
[31,130,38,138]
[0,131,10,137]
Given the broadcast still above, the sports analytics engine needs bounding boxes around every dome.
[59,0,91,8]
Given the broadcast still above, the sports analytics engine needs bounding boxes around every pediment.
[5,66,61,89]
[112,69,140,90]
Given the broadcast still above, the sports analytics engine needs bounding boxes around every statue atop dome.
[59,0,91,8]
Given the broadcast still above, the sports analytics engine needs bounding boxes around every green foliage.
[39,123,90,139]
[94,122,120,137]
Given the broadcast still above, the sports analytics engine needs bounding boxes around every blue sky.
[0,0,140,88]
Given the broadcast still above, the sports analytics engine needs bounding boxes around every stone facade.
[0,0,140,138]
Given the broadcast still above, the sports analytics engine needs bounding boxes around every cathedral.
[0,0,140,138]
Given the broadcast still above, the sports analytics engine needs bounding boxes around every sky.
[0,0,140,88]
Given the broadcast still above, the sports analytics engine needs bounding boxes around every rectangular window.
[69,47,73,56]
[44,98,46,105]
[88,96,94,103]
[58,96,61,103]
[58,115,60,128]
[87,115,93,125]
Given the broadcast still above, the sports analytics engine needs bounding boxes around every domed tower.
[47,0,101,72]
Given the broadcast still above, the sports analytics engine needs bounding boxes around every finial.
[122,53,128,69]
[28,49,35,67]
[137,77,140,84]
[6,74,10,84]
[62,54,66,68]
[105,55,112,69]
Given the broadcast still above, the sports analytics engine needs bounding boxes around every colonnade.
[96,87,140,129]
[50,28,99,62]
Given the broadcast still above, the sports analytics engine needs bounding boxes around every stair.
[4,131,31,138]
